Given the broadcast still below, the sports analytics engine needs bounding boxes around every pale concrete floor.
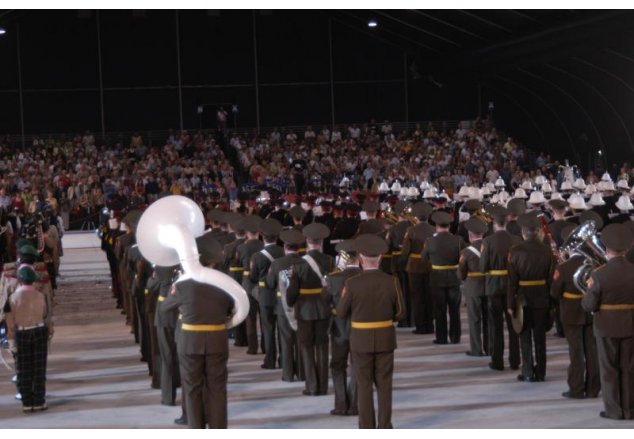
[0,234,631,428]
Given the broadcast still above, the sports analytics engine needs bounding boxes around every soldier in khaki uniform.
[161,236,232,429]
[327,240,360,416]
[551,224,600,399]
[582,223,634,420]
[223,216,248,347]
[480,205,521,371]
[422,211,466,344]
[337,234,404,429]
[507,213,555,382]
[266,229,305,382]
[400,202,435,334]
[459,217,489,356]
[236,216,264,355]
[287,223,334,396]
[385,201,414,327]
[248,218,284,369]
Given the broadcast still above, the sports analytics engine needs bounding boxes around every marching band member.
[551,225,600,399]
[480,206,521,371]
[337,234,404,429]
[326,239,361,416]
[508,213,555,382]
[459,217,489,357]
[582,223,634,420]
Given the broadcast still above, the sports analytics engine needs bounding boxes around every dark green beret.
[17,266,39,283]
[355,234,388,257]
[601,223,634,252]
[302,223,330,240]
[259,218,283,236]
[464,217,488,235]
[18,245,39,258]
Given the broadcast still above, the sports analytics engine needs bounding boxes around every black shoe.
[450,339,460,344]
[161,401,176,406]
[346,409,359,416]
[260,364,275,370]
[174,416,187,425]
[432,339,448,345]
[600,411,624,420]
[330,409,347,416]
[234,342,248,347]
[533,376,545,382]
[562,391,584,399]
[246,350,258,355]
[302,390,318,396]
[465,351,485,357]
[517,374,533,382]
[489,362,504,371]
[32,404,48,412]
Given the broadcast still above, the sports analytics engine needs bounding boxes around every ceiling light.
[0,27,6,35]
[368,19,378,28]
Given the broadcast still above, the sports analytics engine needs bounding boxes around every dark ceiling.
[331,10,634,168]
[1,9,633,168]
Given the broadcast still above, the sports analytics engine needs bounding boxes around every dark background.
[1,10,634,168]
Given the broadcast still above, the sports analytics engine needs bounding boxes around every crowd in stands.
[0,117,633,232]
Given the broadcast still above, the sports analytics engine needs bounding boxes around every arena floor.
[0,233,630,428]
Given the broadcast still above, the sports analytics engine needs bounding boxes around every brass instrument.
[560,220,608,294]
[402,205,419,225]
[472,208,492,224]
[383,206,399,225]
[335,250,351,271]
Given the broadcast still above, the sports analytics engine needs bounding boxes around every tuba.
[136,195,249,328]
[560,220,608,294]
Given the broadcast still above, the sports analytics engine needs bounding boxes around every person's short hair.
[307,238,322,246]
[285,243,301,252]
[263,234,278,244]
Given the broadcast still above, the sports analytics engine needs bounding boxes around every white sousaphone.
[136,195,249,328]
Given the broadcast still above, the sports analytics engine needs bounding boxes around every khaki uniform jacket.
[479,230,522,296]
[550,255,591,325]
[237,239,264,293]
[154,265,180,329]
[507,238,554,310]
[401,222,435,273]
[249,244,285,307]
[582,256,634,338]
[422,231,466,288]
[337,269,405,353]
[459,239,485,297]
[287,249,334,321]
[161,278,234,355]
[327,266,362,344]
[387,220,413,272]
